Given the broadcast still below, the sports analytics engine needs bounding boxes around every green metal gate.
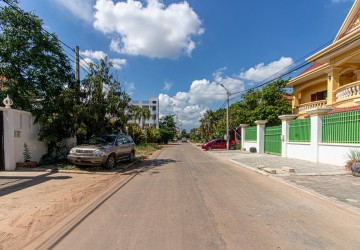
[264,125,282,155]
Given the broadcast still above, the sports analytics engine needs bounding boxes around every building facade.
[130,97,159,129]
[287,0,360,117]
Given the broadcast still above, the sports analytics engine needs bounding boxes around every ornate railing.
[335,81,360,102]
[298,100,327,113]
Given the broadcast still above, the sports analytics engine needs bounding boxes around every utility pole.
[220,84,230,150]
[75,46,80,105]
[75,46,80,83]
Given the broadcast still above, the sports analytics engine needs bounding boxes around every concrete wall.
[243,141,257,152]
[286,143,312,161]
[1,107,48,170]
[318,144,360,166]
[241,113,360,167]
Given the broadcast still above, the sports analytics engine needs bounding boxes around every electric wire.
[1,0,92,74]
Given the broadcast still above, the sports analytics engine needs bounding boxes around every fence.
[240,109,360,166]
[245,126,257,141]
[289,118,311,142]
[322,110,360,143]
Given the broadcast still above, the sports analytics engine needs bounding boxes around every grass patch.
[135,143,163,160]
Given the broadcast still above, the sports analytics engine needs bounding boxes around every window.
[311,90,327,102]
[152,100,157,104]
[152,106,156,111]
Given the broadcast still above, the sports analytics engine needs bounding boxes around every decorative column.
[255,120,267,154]
[240,124,249,150]
[326,67,341,106]
[2,95,16,170]
[292,91,300,112]
[278,115,298,158]
[306,108,332,162]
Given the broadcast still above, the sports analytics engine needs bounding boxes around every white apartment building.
[130,97,159,129]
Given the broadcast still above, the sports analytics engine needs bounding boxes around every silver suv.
[67,134,135,169]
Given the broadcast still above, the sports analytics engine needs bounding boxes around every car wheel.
[105,154,116,169]
[128,150,135,162]
[229,145,235,150]
[207,146,213,151]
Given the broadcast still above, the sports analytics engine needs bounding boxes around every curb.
[228,159,360,214]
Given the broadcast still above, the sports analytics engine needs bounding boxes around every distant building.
[130,97,159,129]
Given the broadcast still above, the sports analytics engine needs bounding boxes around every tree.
[0,3,77,155]
[141,108,151,127]
[235,79,291,126]
[159,115,176,143]
[131,106,142,125]
[197,79,291,139]
[76,58,132,141]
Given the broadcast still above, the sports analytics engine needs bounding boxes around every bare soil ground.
[0,170,131,250]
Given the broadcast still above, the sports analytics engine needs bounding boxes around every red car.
[201,138,237,150]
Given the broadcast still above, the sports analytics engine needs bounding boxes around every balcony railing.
[298,100,327,113]
[335,81,360,102]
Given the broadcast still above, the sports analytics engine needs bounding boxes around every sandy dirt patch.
[0,170,129,250]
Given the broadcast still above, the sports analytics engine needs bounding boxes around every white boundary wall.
[241,112,360,167]
[1,107,48,170]
[243,141,257,152]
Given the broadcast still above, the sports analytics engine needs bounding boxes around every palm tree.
[132,106,142,126]
[141,108,151,127]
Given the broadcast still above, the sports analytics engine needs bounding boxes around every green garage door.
[264,125,282,155]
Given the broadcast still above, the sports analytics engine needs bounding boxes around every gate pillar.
[255,120,267,154]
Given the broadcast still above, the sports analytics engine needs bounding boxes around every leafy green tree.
[0,3,77,156]
[76,58,132,141]
[233,79,291,126]
[198,79,291,139]
[159,115,176,143]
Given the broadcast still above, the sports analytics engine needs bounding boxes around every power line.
[225,35,357,105]
[1,0,92,74]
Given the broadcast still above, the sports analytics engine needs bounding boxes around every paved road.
[41,143,360,250]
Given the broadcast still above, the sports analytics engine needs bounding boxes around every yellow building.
[287,0,360,118]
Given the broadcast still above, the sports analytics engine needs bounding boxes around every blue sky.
[12,0,355,130]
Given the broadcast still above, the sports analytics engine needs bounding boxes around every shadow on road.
[120,158,178,176]
[0,172,72,197]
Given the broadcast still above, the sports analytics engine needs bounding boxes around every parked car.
[67,134,135,169]
[181,137,187,142]
[201,138,236,150]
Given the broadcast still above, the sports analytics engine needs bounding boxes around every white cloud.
[54,0,94,22]
[159,57,293,130]
[239,57,294,83]
[80,50,127,70]
[163,81,173,91]
[159,72,245,130]
[109,58,127,70]
[80,50,107,60]
[124,81,135,95]
[93,0,204,59]
[331,0,354,3]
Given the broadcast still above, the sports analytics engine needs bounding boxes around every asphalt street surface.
[39,143,360,250]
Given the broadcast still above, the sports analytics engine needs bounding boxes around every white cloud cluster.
[159,57,293,130]
[93,0,204,58]
[239,57,294,83]
[79,50,127,70]
[159,71,245,129]
[331,0,354,3]
[54,0,94,22]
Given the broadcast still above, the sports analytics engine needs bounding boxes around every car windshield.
[86,135,116,145]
